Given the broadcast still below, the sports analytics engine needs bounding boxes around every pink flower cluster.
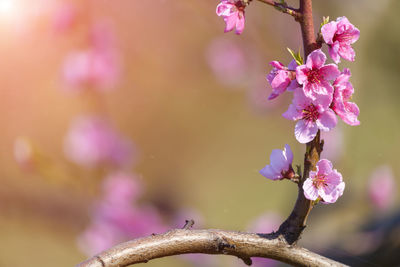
[276,48,359,143]
[258,17,359,203]
[260,146,345,204]
[264,17,359,144]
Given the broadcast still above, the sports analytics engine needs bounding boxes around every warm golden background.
[0,0,399,266]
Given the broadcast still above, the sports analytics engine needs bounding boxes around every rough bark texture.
[76,229,347,267]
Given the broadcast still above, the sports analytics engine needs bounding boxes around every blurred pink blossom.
[246,77,281,114]
[368,165,396,211]
[247,212,282,267]
[102,171,143,206]
[205,37,248,87]
[62,22,121,92]
[321,127,344,162]
[78,172,166,256]
[64,116,133,168]
[52,3,77,33]
[14,137,34,170]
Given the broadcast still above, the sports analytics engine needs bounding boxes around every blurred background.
[0,0,399,266]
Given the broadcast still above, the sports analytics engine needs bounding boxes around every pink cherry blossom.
[331,68,360,126]
[259,144,294,180]
[283,88,337,143]
[296,49,340,100]
[216,0,246,35]
[303,159,345,203]
[368,165,396,212]
[267,60,299,100]
[321,16,360,64]
[321,127,344,162]
[64,116,133,168]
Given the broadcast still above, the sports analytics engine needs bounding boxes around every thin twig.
[76,229,347,267]
[255,0,301,20]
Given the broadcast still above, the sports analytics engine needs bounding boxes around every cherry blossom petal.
[224,15,237,33]
[338,44,356,62]
[321,21,337,44]
[320,64,340,81]
[270,149,288,172]
[284,144,293,164]
[316,159,333,176]
[328,42,341,64]
[316,109,337,131]
[235,13,245,34]
[282,104,302,121]
[259,165,280,180]
[303,178,319,201]
[295,65,309,84]
[306,49,326,69]
[269,61,285,69]
[295,120,318,144]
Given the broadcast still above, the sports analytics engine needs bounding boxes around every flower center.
[333,32,353,43]
[307,68,322,84]
[313,174,327,188]
[302,104,319,122]
[234,0,246,10]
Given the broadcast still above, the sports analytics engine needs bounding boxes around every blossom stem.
[255,0,301,20]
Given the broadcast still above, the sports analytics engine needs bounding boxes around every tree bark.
[76,229,347,267]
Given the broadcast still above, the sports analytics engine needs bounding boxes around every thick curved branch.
[76,229,346,267]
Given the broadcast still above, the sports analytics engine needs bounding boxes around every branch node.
[216,236,235,253]
[182,219,195,230]
[240,256,253,266]
[95,256,105,267]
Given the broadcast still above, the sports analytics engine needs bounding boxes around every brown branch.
[76,229,347,267]
[298,0,317,55]
[255,0,301,20]
[276,0,324,245]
